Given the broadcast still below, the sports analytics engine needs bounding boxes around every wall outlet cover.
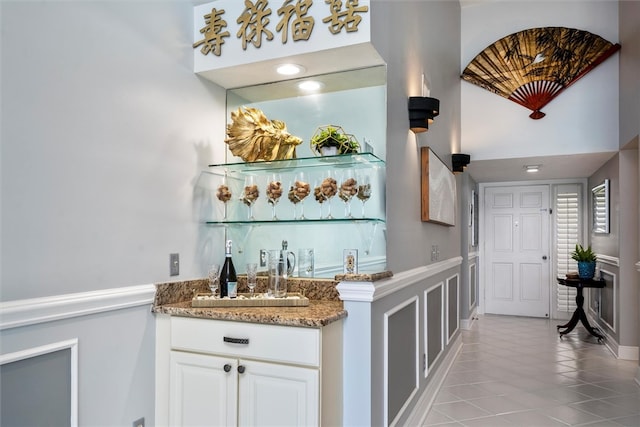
[170,253,179,276]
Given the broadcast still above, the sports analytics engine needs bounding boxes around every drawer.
[170,317,321,367]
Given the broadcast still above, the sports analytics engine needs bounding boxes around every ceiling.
[465,151,618,183]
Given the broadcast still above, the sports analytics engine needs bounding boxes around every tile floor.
[425,315,640,426]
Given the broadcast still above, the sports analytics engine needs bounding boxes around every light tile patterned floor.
[425,315,640,426]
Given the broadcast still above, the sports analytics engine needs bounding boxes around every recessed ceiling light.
[525,165,541,173]
[298,80,323,92]
[276,63,305,76]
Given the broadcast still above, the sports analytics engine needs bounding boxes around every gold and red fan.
[462,27,620,119]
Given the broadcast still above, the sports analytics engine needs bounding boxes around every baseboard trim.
[460,307,478,330]
[403,334,463,426]
[0,284,156,330]
[618,345,639,361]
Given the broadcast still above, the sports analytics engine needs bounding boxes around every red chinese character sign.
[461,27,620,119]
[193,0,375,88]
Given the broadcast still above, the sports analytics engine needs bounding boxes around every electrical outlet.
[132,417,145,427]
[431,245,438,261]
[170,253,179,276]
[260,249,267,267]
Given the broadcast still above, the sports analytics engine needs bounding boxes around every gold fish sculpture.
[225,107,303,162]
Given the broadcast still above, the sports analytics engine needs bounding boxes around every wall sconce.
[408,96,440,133]
[452,153,471,173]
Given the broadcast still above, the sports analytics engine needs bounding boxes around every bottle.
[220,240,237,298]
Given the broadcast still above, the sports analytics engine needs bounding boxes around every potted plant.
[310,125,360,156]
[571,244,597,279]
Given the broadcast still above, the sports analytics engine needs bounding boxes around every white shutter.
[554,185,581,313]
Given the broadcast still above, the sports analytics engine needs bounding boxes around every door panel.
[485,185,550,317]
[493,215,513,251]
[492,263,514,300]
[520,263,542,300]
[170,351,237,427]
[238,359,319,427]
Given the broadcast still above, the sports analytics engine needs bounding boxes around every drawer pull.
[223,336,249,345]
[238,365,246,374]
[223,364,232,373]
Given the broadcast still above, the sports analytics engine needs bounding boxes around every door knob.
[542,255,548,260]
[238,365,246,374]
[223,364,232,372]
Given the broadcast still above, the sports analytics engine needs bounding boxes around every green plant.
[310,125,359,155]
[571,244,597,263]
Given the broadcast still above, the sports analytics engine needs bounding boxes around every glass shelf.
[206,218,385,226]
[207,152,384,175]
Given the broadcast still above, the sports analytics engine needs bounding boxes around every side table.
[556,277,606,342]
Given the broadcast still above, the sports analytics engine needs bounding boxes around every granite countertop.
[152,278,347,328]
[154,299,346,328]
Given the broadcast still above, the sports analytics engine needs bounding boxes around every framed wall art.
[592,178,610,234]
[421,147,456,226]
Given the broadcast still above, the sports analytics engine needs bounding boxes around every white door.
[484,185,551,317]
[238,359,319,427]
[170,351,238,427]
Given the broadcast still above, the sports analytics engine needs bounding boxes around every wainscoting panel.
[385,297,419,426]
[425,283,444,373]
[0,339,78,427]
[469,262,477,310]
[599,269,617,333]
[447,274,459,343]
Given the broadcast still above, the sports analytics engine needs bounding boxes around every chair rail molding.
[597,254,619,267]
[0,284,156,330]
[337,257,463,302]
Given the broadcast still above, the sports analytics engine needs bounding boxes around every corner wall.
[0,1,227,424]
[372,0,462,274]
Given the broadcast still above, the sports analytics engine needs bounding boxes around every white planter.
[320,146,338,156]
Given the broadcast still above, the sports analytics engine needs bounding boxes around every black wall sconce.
[452,153,471,173]
[408,96,440,133]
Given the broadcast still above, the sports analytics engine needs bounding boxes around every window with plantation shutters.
[554,184,582,313]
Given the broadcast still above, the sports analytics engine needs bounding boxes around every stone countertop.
[154,299,346,328]
[152,278,347,328]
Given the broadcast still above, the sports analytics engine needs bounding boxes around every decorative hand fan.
[462,27,620,119]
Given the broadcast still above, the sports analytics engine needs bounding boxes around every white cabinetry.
[170,351,237,426]
[156,315,342,427]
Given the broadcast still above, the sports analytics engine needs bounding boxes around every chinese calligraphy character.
[322,0,368,34]
[237,0,274,50]
[276,0,315,44]
[193,8,230,56]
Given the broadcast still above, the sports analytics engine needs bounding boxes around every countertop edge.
[152,306,348,328]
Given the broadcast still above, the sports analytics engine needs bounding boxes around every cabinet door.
[238,359,319,427]
[170,351,237,427]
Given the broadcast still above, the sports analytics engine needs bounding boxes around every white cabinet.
[238,359,319,426]
[170,351,237,426]
[156,315,342,427]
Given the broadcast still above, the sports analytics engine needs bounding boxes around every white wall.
[1,1,226,424]
[461,1,620,161]
[374,0,462,274]
[1,0,227,302]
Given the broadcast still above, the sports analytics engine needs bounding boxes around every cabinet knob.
[224,364,232,373]
[237,365,246,374]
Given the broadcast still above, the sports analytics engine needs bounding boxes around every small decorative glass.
[208,263,221,297]
[240,176,259,220]
[215,175,232,220]
[319,170,337,219]
[356,172,372,218]
[289,171,311,220]
[298,248,314,278]
[266,173,283,220]
[339,169,358,218]
[246,262,258,297]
